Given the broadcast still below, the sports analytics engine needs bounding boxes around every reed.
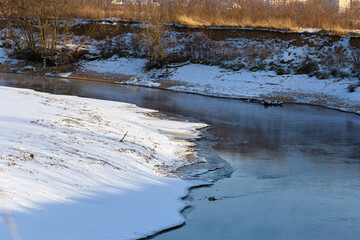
[1,0,359,31]
[62,0,360,31]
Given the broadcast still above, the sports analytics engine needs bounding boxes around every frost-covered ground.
[0,86,207,239]
[79,57,360,114]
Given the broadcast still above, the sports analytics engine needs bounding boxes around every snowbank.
[80,58,360,114]
[0,86,207,239]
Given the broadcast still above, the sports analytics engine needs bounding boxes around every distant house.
[265,0,358,12]
[111,0,122,4]
[335,0,351,11]
[111,0,160,5]
[328,0,360,12]
[111,0,126,4]
[111,0,359,11]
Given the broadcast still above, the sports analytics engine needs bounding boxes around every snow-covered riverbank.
[78,57,360,114]
[1,20,359,114]
[0,86,207,239]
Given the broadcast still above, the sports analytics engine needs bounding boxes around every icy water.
[1,73,360,240]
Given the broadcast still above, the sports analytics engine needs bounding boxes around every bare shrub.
[296,57,319,75]
[0,0,100,65]
[350,49,360,72]
[139,7,169,68]
[0,0,73,64]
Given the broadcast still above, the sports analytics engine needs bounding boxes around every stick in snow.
[120,131,128,143]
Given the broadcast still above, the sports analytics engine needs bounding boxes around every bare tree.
[1,0,71,64]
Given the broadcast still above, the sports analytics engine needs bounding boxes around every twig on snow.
[120,131,128,142]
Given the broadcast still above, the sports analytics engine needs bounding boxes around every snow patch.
[81,57,147,76]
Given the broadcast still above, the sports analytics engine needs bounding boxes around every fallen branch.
[120,131,128,142]
[167,61,191,68]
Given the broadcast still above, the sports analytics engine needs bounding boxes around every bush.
[140,8,169,67]
[0,0,71,64]
[276,68,290,75]
[0,0,97,65]
[295,58,319,75]
[350,49,360,74]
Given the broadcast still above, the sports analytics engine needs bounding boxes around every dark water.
[1,73,360,240]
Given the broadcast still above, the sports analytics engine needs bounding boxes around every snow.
[0,48,7,62]
[0,48,19,65]
[0,86,207,239]
[297,28,322,33]
[165,64,360,112]
[122,77,161,87]
[80,57,360,113]
[45,71,73,78]
[1,19,359,115]
[282,46,306,62]
[82,57,147,76]
[68,19,92,27]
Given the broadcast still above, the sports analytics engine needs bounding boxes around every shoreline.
[1,60,359,116]
[139,183,213,240]
[1,18,359,116]
[1,70,359,239]
[0,79,233,240]
[0,86,211,239]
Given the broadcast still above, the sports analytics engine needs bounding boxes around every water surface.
[1,73,359,240]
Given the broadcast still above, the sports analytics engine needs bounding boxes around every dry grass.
[1,0,359,31]
[177,15,209,26]
[79,0,360,32]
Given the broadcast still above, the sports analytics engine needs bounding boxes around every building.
[266,0,358,12]
[335,0,351,11]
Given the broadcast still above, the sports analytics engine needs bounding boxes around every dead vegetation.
[110,27,360,80]
[1,0,69,64]
[139,7,169,68]
[68,0,360,32]
[1,0,360,31]
[0,0,97,65]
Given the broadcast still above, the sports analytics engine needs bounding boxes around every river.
[1,72,359,240]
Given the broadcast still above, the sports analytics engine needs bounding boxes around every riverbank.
[76,56,360,114]
[0,86,208,239]
[1,55,359,114]
[1,18,360,114]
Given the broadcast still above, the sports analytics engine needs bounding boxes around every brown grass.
[1,0,360,32]
[54,0,360,32]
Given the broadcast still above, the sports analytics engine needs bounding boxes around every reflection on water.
[1,73,360,239]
